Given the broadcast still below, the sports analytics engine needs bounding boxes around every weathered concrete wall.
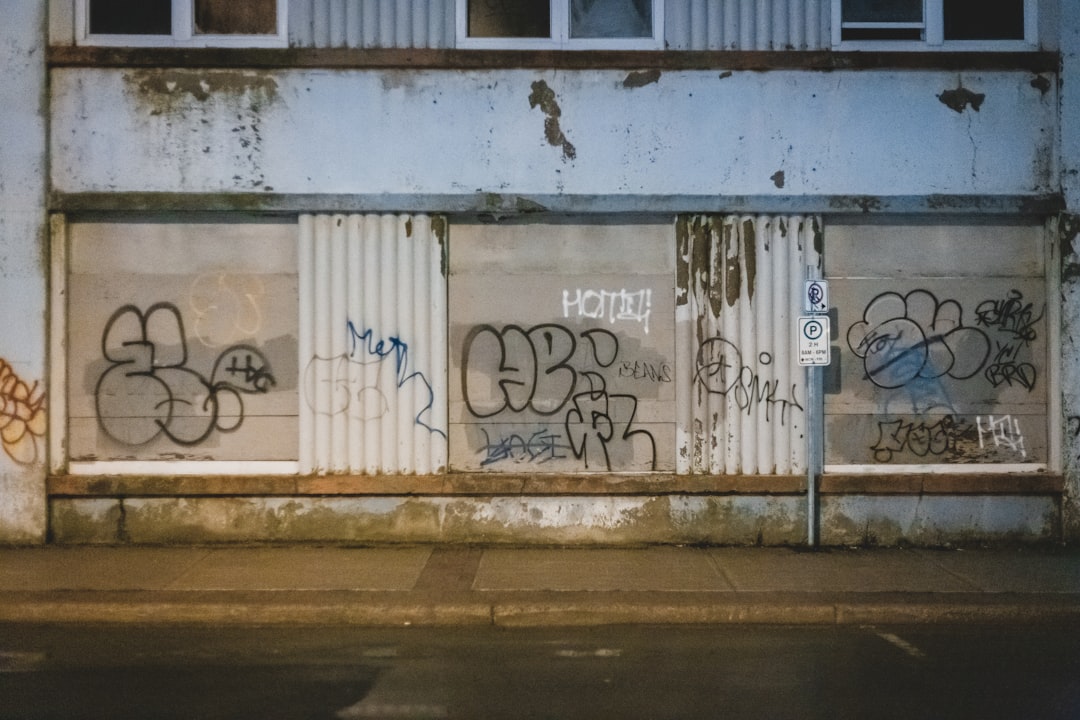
[0,4,47,542]
[1061,1,1080,542]
[48,494,1058,546]
[50,68,1056,199]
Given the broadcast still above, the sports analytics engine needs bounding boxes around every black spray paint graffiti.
[477,427,571,467]
[461,324,656,470]
[693,337,803,425]
[95,303,275,446]
[847,290,991,391]
[870,415,970,463]
[302,321,445,439]
[975,289,1044,391]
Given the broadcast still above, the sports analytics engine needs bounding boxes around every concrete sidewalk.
[1,545,1078,627]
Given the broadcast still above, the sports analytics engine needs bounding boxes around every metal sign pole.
[806,363,820,548]
[801,267,827,548]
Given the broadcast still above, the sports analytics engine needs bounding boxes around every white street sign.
[804,280,828,313]
[798,316,830,366]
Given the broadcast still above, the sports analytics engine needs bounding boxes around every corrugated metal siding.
[299,214,447,474]
[289,0,454,48]
[676,215,821,475]
[665,0,829,50]
[290,0,828,49]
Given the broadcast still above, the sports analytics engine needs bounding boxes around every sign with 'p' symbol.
[798,316,830,366]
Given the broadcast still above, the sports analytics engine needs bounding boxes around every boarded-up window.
[67,221,299,463]
[449,223,675,473]
[825,222,1049,467]
[195,0,278,35]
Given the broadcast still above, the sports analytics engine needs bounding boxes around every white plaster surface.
[50,68,1055,198]
[0,3,47,542]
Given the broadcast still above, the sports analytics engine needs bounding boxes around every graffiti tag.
[0,360,46,465]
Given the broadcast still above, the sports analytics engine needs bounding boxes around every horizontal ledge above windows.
[50,192,1066,217]
[46,47,1059,73]
[47,472,1063,498]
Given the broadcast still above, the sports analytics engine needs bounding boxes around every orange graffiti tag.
[0,360,46,465]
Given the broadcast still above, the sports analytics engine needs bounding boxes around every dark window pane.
[842,0,922,24]
[195,0,277,35]
[944,0,1024,39]
[842,27,923,40]
[570,0,651,39]
[468,0,550,38]
[89,0,171,35]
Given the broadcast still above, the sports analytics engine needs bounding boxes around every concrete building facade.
[2,0,1079,545]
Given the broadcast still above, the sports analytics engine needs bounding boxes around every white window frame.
[75,0,288,48]
[456,0,664,50]
[831,0,1037,50]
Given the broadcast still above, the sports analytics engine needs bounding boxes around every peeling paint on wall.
[130,69,279,107]
[938,86,985,114]
[528,80,577,162]
[623,70,661,88]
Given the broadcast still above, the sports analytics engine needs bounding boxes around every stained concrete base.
[48,494,1061,546]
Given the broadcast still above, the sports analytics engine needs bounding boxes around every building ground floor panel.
[44,210,1066,545]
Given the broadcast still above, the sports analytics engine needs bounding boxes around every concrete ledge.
[48,472,1063,497]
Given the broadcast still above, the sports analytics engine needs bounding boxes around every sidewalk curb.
[3,592,1079,626]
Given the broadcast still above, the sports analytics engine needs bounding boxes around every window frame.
[456,0,665,50]
[75,0,288,48]
[831,0,1038,50]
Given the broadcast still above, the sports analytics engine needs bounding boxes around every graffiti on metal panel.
[847,290,990,391]
[477,427,571,467]
[693,337,803,426]
[0,360,46,465]
[95,303,275,446]
[975,289,1044,391]
[563,288,652,334]
[302,321,445,438]
[461,324,656,470]
[188,272,265,348]
[870,415,971,463]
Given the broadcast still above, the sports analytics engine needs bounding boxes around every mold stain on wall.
[125,69,280,190]
[528,80,577,162]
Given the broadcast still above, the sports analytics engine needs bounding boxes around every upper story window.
[77,0,287,47]
[833,0,1037,49]
[457,0,664,49]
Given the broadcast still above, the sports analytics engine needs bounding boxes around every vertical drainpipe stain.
[528,80,577,161]
[743,218,757,304]
[723,220,740,308]
[432,216,448,278]
[675,216,690,308]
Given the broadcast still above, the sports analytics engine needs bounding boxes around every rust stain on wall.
[528,80,577,161]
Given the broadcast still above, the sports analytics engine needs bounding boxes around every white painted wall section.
[0,3,47,542]
[50,68,1055,199]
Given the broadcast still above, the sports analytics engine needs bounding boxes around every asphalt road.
[1,623,1078,719]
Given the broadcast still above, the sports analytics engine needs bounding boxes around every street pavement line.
[863,626,926,659]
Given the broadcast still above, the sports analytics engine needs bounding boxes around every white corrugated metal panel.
[290,0,453,48]
[676,215,821,475]
[665,0,828,50]
[299,214,448,474]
